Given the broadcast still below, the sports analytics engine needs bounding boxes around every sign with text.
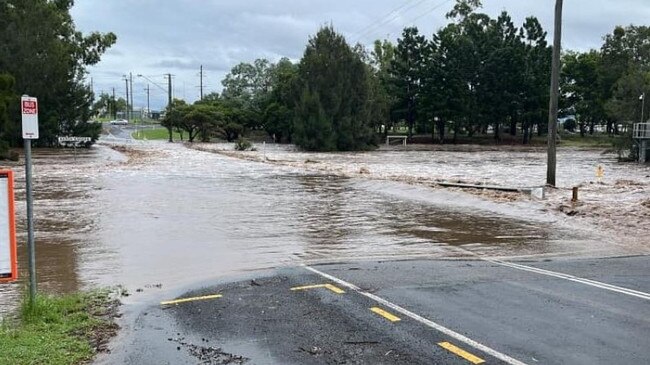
[21,95,39,139]
[0,170,17,282]
[58,136,92,143]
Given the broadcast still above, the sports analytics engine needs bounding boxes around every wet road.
[104,255,650,365]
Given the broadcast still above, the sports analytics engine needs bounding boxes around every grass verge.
[132,128,185,140]
[0,290,120,365]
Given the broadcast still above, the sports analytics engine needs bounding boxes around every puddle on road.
[0,142,601,314]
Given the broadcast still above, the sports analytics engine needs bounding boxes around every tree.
[520,16,551,142]
[601,25,650,126]
[0,0,116,147]
[0,74,16,159]
[161,99,187,142]
[389,27,429,139]
[263,58,299,142]
[293,26,377,151]
[92,93,126,119]
[369,40,396,136]
[562,51,604,136]
[293,89,335,151]
[181,104,222,142]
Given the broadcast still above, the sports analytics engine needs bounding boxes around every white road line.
[485,258,650,301]
[303,265,529,365]
[446,245,650,301]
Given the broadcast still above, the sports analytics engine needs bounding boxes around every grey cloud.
[71,0,650,109]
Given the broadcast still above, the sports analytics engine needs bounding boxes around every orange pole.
[0,170,17,282]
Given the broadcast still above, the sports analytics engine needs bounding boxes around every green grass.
[0,290,119,365]
[132,128,184,140]
[557,133,618,148]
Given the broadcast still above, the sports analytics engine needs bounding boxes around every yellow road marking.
[438,341,485,364]
[160,294,222,306]
[290,284,327,291]
[370,307,401,322]
[324,284,345,294]
[290,283,345,294]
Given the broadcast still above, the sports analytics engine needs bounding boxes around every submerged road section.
[104,255,650,365]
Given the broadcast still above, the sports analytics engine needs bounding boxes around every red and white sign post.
[21,95,38,301]
[21,96,39,139]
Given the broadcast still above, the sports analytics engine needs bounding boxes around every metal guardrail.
[633,123,650,139]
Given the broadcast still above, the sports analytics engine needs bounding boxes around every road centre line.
[290,283,345,294]
[303,265,529,365]
[160,294,222,306]
[438,341,486,364]
[370,306,401,322]
[291,284,327,291]
[485,258,650,301]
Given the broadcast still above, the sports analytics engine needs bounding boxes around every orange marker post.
[0,170,18,283]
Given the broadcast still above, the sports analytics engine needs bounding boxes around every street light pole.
[123,75,129,123]
[145,84,150,119]
[642,92,646,123]
[547,0,563,187]
[129,72,134,122]
[166,73,173,142]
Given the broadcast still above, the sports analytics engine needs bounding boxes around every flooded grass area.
[195,142,650,250]
[1,140,646,315]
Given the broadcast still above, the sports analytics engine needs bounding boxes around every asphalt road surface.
[103,255,650,365]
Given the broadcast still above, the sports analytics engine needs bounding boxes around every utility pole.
[123,75,129,123]
[129,72,134,122]
[546,0,563,187]
[112,87,116,119]
[165,73,173,142]
[199,64,204,100]
[145,84,150,119]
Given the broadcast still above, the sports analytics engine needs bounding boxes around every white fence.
[386,135,407,146]
[633,123,650,139]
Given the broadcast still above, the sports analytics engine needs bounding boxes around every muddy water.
[0,142,601,314]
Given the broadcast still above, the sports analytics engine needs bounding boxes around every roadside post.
[21,95,38,302]
[0,170,17,283]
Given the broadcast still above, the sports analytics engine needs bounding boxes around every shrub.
[234,138,252,151]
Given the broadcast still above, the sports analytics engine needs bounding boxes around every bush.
[0,141,18,161]
[234,138,252,151]
[563,119,577,132]
[612,132,637,161]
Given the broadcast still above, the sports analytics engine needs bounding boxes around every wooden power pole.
[547,0,563,187]
[199,65,204,101]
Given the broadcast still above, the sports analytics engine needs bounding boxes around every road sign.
[21,95,39,139]
[58,136,92,143]
[0,170,17,283]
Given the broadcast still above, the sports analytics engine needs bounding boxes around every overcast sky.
[71,0,650,110]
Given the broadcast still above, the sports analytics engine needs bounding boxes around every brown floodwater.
[0,141,607,315]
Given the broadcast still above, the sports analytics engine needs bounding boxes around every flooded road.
[0,141,614,314]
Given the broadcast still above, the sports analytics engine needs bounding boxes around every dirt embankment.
[188,142,650,251]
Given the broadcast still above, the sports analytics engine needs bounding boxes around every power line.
[352,0,418,39]
[394,0,453,30]
[354,0,431,42]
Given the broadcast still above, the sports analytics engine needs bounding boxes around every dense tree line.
[165,0,649,153]
[0,0,115,158]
